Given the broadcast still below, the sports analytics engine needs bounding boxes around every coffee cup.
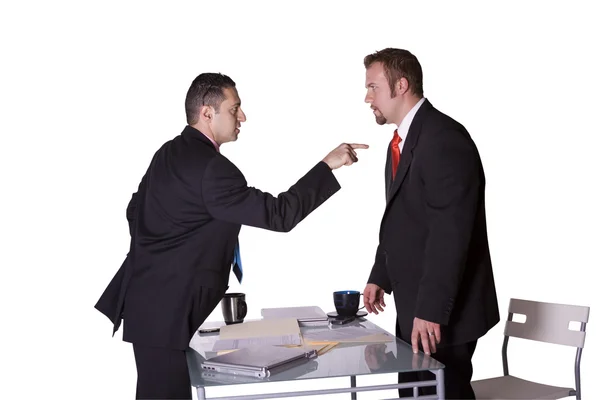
[221,292,247,325]
[333,290,364,317]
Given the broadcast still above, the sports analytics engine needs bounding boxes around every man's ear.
[200,105,214,122]
[396,77,409,96]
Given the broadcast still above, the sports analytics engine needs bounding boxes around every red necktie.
[391,129,402,180]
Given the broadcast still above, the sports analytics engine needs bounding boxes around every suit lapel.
[385,99,432,206]
[387,147,412,203]
[384,143,392,198]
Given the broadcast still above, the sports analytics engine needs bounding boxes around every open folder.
[201,345,318,378]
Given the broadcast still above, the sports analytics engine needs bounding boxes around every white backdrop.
[1,1,598,399]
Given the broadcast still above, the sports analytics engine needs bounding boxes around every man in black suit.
[361,48,500,399]
[95,72,368,399]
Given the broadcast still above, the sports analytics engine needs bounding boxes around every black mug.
[333,290,365,317]
[221,293,247,325]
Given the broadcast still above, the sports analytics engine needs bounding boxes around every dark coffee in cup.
[221,292,247,324]
[333,290,363,317]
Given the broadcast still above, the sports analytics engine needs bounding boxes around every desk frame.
[196,369,445,399]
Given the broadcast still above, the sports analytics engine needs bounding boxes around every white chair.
[471,298,589,400]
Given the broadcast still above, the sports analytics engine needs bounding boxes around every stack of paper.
[212,317,303,352]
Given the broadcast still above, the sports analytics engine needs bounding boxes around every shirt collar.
[396,97,426,142]
[201,132,220,152]
[183,125,220,152]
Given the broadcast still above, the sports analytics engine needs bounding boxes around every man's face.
[364,62,397,125]
[211,87,246,145]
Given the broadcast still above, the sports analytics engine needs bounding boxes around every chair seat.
[472,375,574,399]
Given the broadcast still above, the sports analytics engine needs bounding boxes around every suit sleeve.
[415,130,480,325]
[367,244,393,294]
[126,192,137,235]
[95,192,137,325]
[201,157,341,232]
[367,147,393,293]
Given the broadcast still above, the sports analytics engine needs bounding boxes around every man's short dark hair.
[185,73,236,125]
[364,48,424,97]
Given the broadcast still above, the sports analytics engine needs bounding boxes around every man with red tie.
[95,72,368,399]
[361,48,500,399]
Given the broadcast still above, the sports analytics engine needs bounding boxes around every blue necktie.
[232,241,243,283]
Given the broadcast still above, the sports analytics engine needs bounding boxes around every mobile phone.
[198,327,220,333]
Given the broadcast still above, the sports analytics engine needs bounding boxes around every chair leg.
[574,323,586,400]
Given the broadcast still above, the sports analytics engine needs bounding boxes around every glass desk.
[187,318,445,399]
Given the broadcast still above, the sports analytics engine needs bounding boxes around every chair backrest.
[504,298,590,348]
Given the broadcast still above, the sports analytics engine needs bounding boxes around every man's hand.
[323,143,369,170]
[411,317,441,355]
[363,283,386,314]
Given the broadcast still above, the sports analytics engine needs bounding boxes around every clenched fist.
[322,143,369,170]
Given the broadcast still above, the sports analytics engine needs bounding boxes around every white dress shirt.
[396,97,426,153]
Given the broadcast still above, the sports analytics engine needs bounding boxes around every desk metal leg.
[350,375,357,400]
[433,369,445,400]
[194,380,439,400]
[197,387,206,400]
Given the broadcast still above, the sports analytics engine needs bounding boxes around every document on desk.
[219,317,301,339]
[261,306,328,322]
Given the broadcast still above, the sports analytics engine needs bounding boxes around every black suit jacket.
[368,99,500,346]
[95,126,340,349]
